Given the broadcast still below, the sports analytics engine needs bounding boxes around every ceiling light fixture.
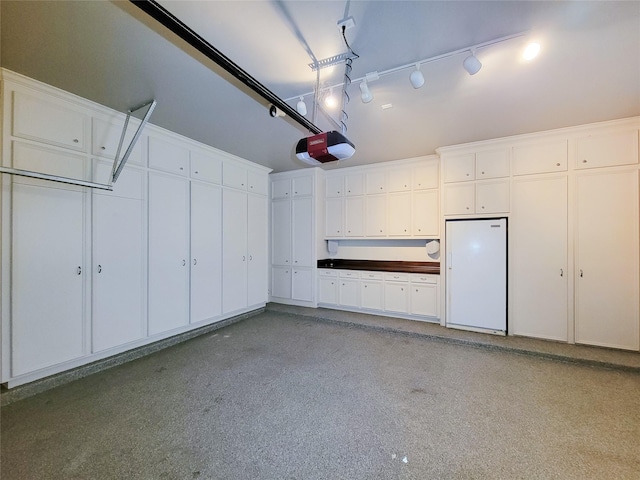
[522,42,541,60]
[324,88,337,108]
[409,64,425,89]
[463,50,482,75]
[296,96,307,116]
[359,81,373,103]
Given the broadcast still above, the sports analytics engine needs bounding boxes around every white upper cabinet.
[223,161,248,190]
[576,129,639,169]
[413,160,439,190]
[13,141,87,185]
[12,90,88,152]
[345,196,365,237]
[475,149,510,179]
[272,178,291,199]
[388,168,412,192]
[92,115,144,165]
[443,153,475,183]
[476,180,510,213]
[512,140,568,175]
[148,136,189,176]
[345,173,365,196]
[292,174,314,197]
[247,169,268,195]
[366,171,387,194]
[326,175,344,197]
[413,190,439,237]
[190,149,222,184]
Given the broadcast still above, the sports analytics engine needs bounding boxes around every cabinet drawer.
[361,271,383,281]
[512,140,568,175]
[12,90,88,152]
[411,274,439,284]
[318,269,338,277]
[576,130,638,169]
[190,150,222,184]
[339,270,360,279]
[92,116,144,165]
[148,136,189,175]
[385,272,409,282]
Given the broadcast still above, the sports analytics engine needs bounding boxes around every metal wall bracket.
[0,99,156,191]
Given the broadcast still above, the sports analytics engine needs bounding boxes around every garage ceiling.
[2,1,639,172]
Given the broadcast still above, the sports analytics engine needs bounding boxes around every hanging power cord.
[340,25,359,135]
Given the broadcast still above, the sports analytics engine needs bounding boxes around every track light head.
[296,96,307,116]
[463,51,482,75]
[410,64,425,89]
[359,81,373,103]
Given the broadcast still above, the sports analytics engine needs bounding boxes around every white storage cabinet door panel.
[12,90,87,151]
[413,190,439,236]
[443,183,474,215]
[318,274,339,305]
[411,284,438,318]
[413,160,439,190]
[190,182,223,324]
[223,162,247,190]
[575,171,639,350]
[476,180,510,213]
[148,172,190,335]
[223,189,248,313]
[384,282,409,314]
[272,199,292,265]
[272,178,291,199]
[271,266,292,299]
[292,196,313,267]
[11,182,85,376]
[292,175,314,197]
[325,198,344,237]
[361,277,384,311]
[365,195,387,236]
[248,194,269,306]
[148,137,189,176]
[247,170,268,195]
[92,193,145,352]
[345,196,365,237]
[443,154,475,182]
[511,176,568,341]
[512,141,567,176]
[190,150,222,184]
[339,277,360,307]
[13,142,87,184]
[475,149,509,179]
[92,116,144,165]
[576,130,639,169]
[388,193,412,236]
[292,268,314,302]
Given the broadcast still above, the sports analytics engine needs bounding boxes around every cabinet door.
[365,195,387,236]
[148,172,190,335]
[191,150,222,184]
[411,284,438,317]
[384,282,409,314]
[512,141,568,176]
[271,266,291,299]
[345,174,365,196]
[576,130,639,169]
[413,190,439,236]
[388,192,412,236]
[223,162,247,190]
[413,160,439,190]
[247,170,268,195]
[148,136,189,176]
[92,116,144,165]
[292,175,314,197]
[272,199,292,265]
[475,149,509,179]
[345,196,364,237]
[388,168,412,192]
[511,176,568,341]
[318,276,338,304]
[292,268,314,302]
[11,182,85,376]
[292,196,313,267]
[325,176,344,197]
[443,183,475,215]
[92,190,145,352]
[366,171,387,194]
[325,198,344,237]
[190,182,223,323]
[248,194,268,306]
[476,180,510,213]
[222,189,248,313]
[361,280,384,310]
[272,178,291,199]
[339,278,360,307]
[575,171,639,350]
[443,153,475,182]
[12,90,87,151]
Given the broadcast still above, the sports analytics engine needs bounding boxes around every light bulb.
[522,42,541,61]
[324,89,337,108]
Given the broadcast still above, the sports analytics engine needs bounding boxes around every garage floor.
[1,305,639,479]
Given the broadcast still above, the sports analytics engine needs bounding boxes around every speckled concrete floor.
[2,309,639,479]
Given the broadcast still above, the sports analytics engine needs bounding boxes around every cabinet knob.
[364,285,367,288]
[582,159,587,163]
[98,265,102,273]
[580,269,584,277]
[481,171,485,175]
[195,170,199,174]
[193,259,197,265]
[73,139,79,143]
[560,268,563,277]
[180,167,184,170]
[182,259,186,266]
[77,266,82,275]
[250,255,252,261]
[379,187,383,190]
[243,256,246,261]
[101,146,106,150]
[481,206,485,209]
[556,163,561,167]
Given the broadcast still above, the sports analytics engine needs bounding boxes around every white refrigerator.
[445,218,507,334]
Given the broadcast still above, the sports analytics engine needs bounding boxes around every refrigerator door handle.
[448,252,453,269]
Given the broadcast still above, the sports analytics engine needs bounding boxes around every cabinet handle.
[193,259,197,265]
[560,268,563,277]
[101,146,106,150]
[243,256,246,261]
[77,266,82,275]
[73,139,79,143]
[580,269,584,278]
[182,259,186,266]
[250,255,253,261]
[98,265,102,273]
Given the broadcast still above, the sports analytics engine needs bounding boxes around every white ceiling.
[2,1,639,172]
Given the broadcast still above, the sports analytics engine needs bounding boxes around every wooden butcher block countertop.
[317,259,440,275]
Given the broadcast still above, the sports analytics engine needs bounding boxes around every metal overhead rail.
[0,100,156,191]
[130,0,322,135]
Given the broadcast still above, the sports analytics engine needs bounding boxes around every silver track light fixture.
[463,50,482,75]
[359,80,373,103]
[296,96,307,116]
[409,63,425,89]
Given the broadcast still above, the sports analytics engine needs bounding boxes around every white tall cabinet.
[1,69,271,388]
[270,169,320,306]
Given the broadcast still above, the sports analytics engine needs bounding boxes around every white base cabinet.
[319,269,440,322]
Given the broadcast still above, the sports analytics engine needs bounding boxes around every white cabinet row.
[2,72,271,387]
[318,269,440,321]
[326,190,439,238]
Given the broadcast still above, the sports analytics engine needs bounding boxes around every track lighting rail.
[130,0,322,135]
